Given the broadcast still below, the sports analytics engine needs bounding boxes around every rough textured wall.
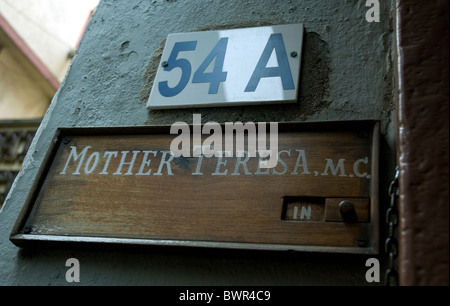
[1,0,394,285]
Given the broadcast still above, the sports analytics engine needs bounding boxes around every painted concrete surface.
[1,0,394,285]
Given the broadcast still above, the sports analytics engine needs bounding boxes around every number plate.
[147,24,304,109]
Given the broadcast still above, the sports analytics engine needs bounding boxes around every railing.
[0,120,40,209]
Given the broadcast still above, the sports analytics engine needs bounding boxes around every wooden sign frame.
[10,121,380,254]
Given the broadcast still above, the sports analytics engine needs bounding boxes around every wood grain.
[13,122,379,252]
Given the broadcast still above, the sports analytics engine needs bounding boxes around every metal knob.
[339,201,357,223]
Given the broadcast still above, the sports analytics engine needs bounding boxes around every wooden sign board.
[10,121,379,254]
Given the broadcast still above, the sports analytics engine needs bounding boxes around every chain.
[385,166,399,286]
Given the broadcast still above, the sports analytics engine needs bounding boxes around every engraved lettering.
[291,149,310,175]
[321,159,347,177]
[84,152,99,174]
[136,151,157,176]
[60,146,91,175]
[100,151,118,175]
[154,151,175,176]
[114,151,140,175]
[232,151,251,176]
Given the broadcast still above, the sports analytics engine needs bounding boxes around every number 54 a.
[158,33,296,97]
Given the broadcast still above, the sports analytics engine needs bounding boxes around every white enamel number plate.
[147,24,304,109]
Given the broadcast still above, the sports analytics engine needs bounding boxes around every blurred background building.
[0,0,99,209]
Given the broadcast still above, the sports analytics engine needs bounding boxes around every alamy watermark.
[365,258,380,283]
[365,0,380,23]
[65,258,80,283]
[170,114,279,169]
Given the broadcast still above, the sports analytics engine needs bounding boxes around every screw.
[290,51,298,58]
[356,238,368,247]
[161,61,169,68]
[24,226,32,234]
